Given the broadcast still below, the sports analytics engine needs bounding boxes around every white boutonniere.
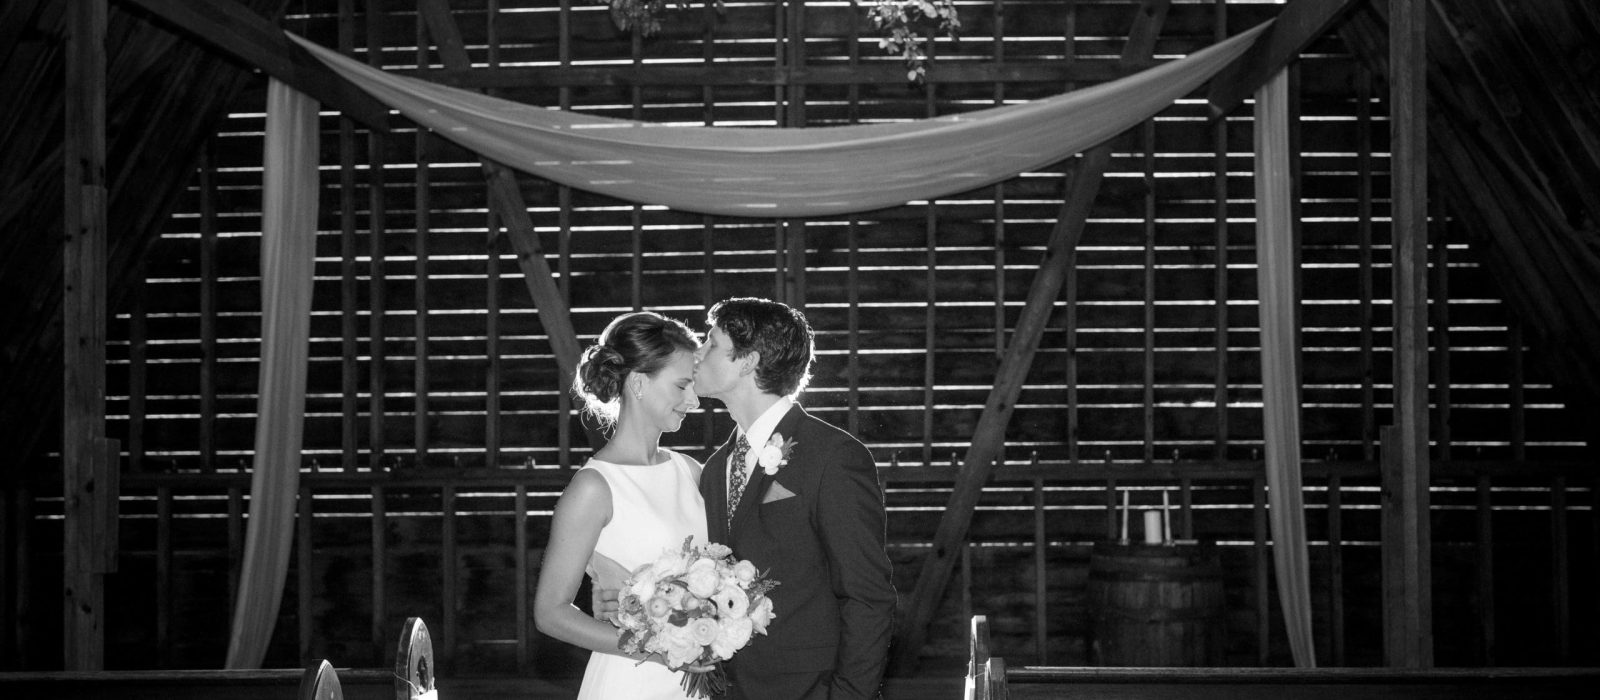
[757,433,798,475]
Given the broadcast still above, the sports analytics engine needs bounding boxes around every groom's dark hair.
[708,297,814,398]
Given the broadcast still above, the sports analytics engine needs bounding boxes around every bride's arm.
[533,469,643,659]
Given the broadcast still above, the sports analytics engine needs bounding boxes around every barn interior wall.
[4,0,1594,675]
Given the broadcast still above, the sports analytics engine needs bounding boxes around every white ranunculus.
[712,584,749,619]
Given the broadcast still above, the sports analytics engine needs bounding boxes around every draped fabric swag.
[287,21,1269,218]
[225,79,320,670]
[233,21,1320,663]
[1252,69,1317,667]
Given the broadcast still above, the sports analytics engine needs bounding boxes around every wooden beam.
[892,0,1169,671]
[62,0,110,671]
[412,53,1137,90]
[1384,0,1432,668]
[1206,0,1359,118]
[116,0,391,132]
[416,0,600,451]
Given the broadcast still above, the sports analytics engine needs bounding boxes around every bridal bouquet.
[613,537,778,698]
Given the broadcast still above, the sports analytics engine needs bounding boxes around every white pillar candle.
[1143,509,1162,545]
[1119,488,1130,543]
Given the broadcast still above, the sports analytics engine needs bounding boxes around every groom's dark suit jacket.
[701,404,896,700]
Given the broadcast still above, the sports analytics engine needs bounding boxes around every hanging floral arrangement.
[590,0,961,84]
[868,0,962,83]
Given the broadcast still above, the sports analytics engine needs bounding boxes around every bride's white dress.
[577,450,708,700]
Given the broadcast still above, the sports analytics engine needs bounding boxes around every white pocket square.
[762,482,797,504]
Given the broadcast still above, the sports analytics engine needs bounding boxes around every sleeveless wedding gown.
[577,450,708,700]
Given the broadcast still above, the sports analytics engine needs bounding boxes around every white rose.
[711,617,754,660]
[683,558,721,599]
[757,444,785,472]
[747,595,775,635]
[731,560,757,586]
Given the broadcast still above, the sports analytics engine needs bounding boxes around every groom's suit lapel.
[729,405,806,533]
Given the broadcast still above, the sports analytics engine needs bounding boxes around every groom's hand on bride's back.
[591,585,620,623]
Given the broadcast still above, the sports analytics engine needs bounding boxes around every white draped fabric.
[1252,69,1316,668]
[234,21,1323,665]
[225,79,320,670]
[287,22,1269,218]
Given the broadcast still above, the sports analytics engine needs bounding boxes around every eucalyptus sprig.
[869,0,962,83]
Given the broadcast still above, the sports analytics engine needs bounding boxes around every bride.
[534,311,708,699]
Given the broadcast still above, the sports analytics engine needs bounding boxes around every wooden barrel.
[1086,542,1225,666]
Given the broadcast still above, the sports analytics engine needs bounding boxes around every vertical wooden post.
[441,486,458,672]
[1384,0,1432,668]
[1474,473,1495,664]
[62,0,109,671]
[370,486,387,657]
[200,141,221,472]
[413,10,433,468]
[339,0,360,471]
[156,486,173,667]
[514,485,529,672]
[365,0,389,471]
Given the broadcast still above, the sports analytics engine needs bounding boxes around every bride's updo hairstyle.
[573,311,699,425]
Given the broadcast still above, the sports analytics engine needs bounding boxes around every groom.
[692,297,896,699]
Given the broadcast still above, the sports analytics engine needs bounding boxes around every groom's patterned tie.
[727,435,751,529]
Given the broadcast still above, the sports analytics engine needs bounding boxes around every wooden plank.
[366,2,388,473]
[339,0,359,471]
[486,213,502,470]
[1356,63,1375,461]
[156,485,172,666]
[1549,476,1569,661]
[296,484,313,661]
[440,486,458,673]
[199,142,219,472]
[117,0,391,131]
[1141,119,1156,463]
[1385,0,1432,668]
[62,0,108,671]
[127,265,147,473]
[1328,474,1345,665]
[1206,0,1359,118]
[923,207,937,467]
[894,1,1170,669]
[370,486,386,657]
[1253,475,1269,664]
[1474,474,1495,664]
[1210,0,1230,463]
[412,58,1136,91]
[1031,476,1047,665]
[514,485,529,673]
[414,19,433,466]
[1430,202,1451,461]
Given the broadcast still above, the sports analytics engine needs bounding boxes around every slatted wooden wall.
[6,0,1595,676]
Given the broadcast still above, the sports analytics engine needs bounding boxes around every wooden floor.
[440,675,965,700]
